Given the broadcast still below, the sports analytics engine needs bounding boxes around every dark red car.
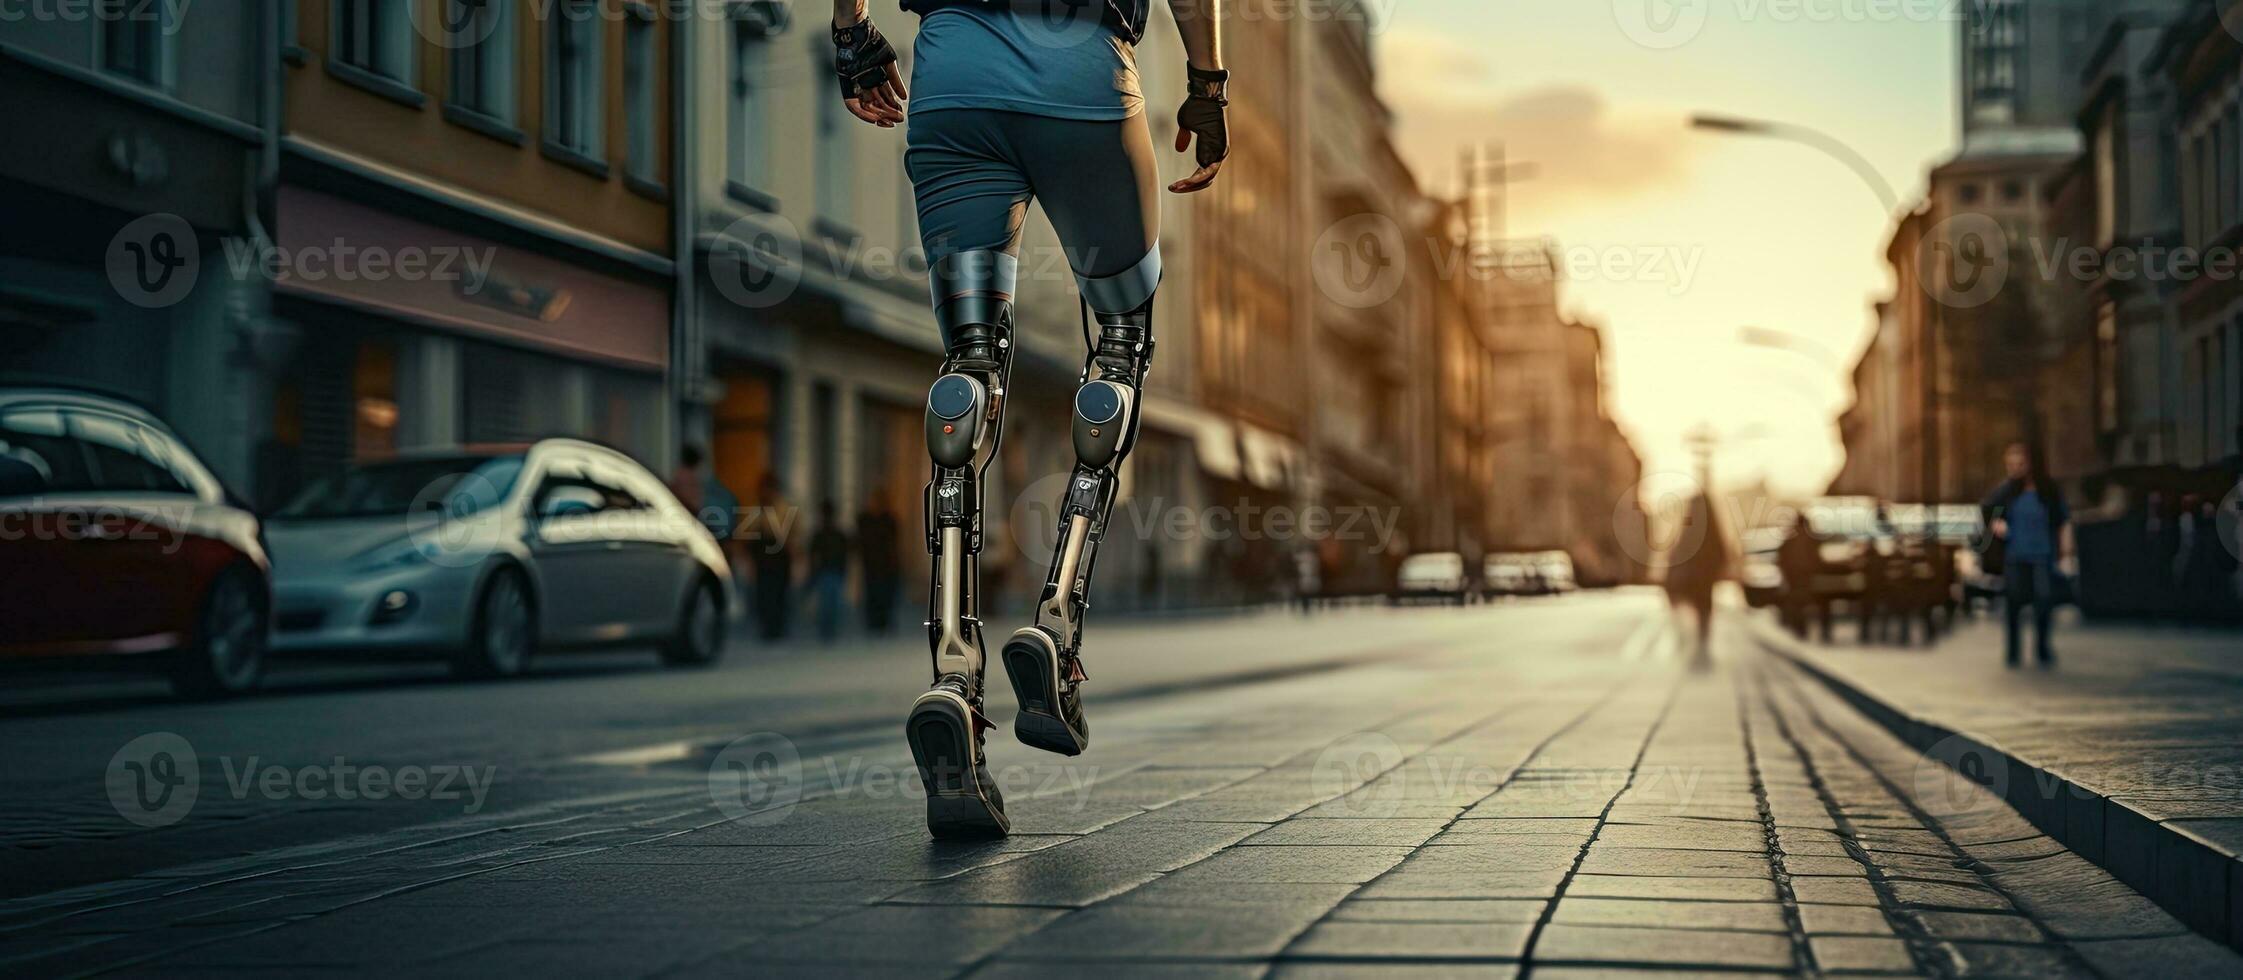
[0,388,269,697]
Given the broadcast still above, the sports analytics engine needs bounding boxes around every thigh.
[1007,113,1161,277]
[905,110,1034,262]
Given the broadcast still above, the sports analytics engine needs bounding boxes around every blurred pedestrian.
[2178,496,2235,618]
[1981,443,2071,667]
[1663,494,1733,669]
[672,445,743,597]
[808,499,852,643]
[668,444,707,516]
[750,475,795,641]
[857,494,902,634]
[1776,511,1826,641]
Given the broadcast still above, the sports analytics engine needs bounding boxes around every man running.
[831,0,1228,837]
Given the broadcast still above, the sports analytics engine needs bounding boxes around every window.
[624,9,660,185]
[334,0,415,84]
[1957,182,1983,206]
[2095,303,2119,434]
[101,0,170,85]
[729,20,773,198]
[547,0,605,160]
[2092,115,2117,244]
[0,410,87,497]
[447,0,515,124]
[71,414,194,495]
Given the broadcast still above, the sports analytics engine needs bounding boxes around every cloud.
[1376,30,1700,209]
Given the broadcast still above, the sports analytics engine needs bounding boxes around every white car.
[1393,552,1471,605]
[264,440,734,677]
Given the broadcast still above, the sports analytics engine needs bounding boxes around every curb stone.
[1748,618,2240,954]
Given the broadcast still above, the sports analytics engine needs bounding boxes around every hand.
[834,18,906,128]
[1990,518,2008,539]
[1169,72,1229,193]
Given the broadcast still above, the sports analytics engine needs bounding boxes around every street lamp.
[1693,112,1932,503]
[1689,114,1901,217]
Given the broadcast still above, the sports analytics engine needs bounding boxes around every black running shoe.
[1003,626,1088,756]
[906,676,1010,839]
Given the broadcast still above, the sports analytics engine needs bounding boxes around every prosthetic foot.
[908,250,1019,838]
[907,675,1009,838]
[1005,249,1161,757]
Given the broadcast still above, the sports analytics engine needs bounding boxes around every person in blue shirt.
[830,0,1229,838]
[1981,443,2072,667]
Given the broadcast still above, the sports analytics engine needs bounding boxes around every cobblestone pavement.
[2,593,2237,977]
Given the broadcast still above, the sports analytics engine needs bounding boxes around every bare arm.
[832,0,865,28]
[1168,0,1222,72]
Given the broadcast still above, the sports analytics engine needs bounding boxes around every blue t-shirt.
[908,7,1142,120]
[2007,490,2054,564]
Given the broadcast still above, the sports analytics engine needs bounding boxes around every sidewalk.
[1750,611,2243,950]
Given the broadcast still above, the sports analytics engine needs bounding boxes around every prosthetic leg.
[1002,249,1162,757]
[908,250,1019,838]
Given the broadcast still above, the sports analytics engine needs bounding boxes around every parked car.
[1485,553,1538,597]
[264,440,732,677]
[1531,551,1578,594]
[1740,528,1787,608]
[0,387,270,697]
[1393,552,1472,605]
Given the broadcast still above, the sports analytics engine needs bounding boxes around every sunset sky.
[1372,1,1963,500]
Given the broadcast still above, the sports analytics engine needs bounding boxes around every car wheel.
[662,579,725,668]
[172,566,266,699]
[457,567,535,679]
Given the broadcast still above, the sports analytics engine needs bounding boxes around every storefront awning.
[1139,396,1242,484]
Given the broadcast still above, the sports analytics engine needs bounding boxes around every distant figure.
[1664,494,1733,668]
[2178,495,2236,617]
[674,445,743,600]
[856,495,902,634]
[808,499,852,643]
[750,475,795,641]
[1776,512,1827,641]
[668,444,708,516]
[1981,443,2071,667]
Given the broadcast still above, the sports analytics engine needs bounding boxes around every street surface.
[3,591,2238,978]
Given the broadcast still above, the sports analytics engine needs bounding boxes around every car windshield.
[275,455,525,520]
